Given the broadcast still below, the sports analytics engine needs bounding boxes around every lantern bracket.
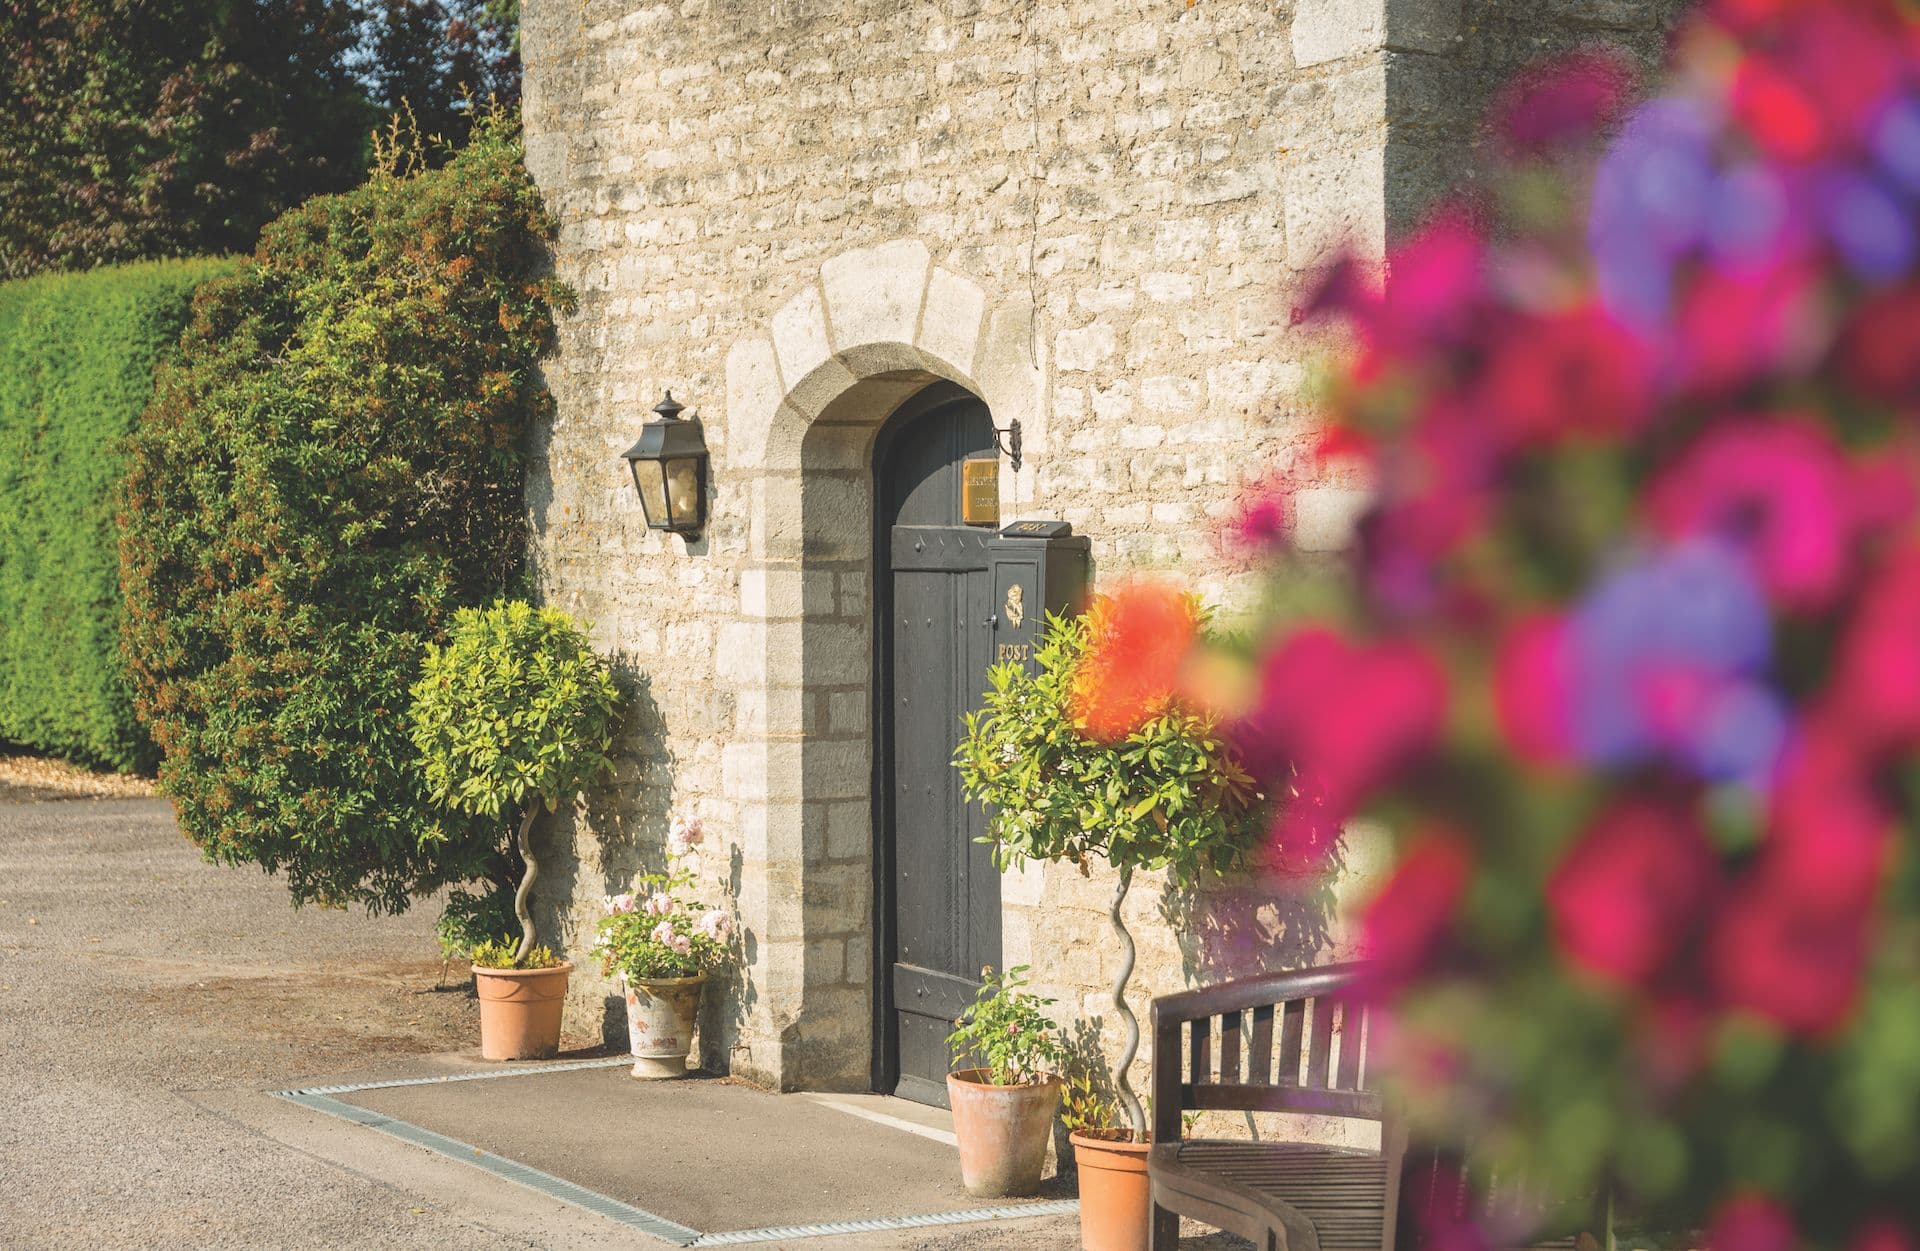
[991,419,1023,472]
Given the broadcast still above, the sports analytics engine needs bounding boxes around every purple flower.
[1870,94,1920,197]
[1816,168,1914,284]
[1566,542,1786,784]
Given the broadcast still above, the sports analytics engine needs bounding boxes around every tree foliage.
[116,115,570,913]
[0,0,375,278]
[0,257,232,770]
[409,601,620,823]
[352,0,521,150]
[954,605,1259,886]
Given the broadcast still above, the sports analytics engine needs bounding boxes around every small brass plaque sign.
[961,458,1000,526]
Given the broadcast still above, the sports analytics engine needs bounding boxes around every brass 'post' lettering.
[997,643,1030,663]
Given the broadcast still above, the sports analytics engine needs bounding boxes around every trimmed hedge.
[117,117,569,913]
[0,257,232,770]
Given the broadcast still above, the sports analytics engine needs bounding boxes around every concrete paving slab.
[340,1067,1073,1236]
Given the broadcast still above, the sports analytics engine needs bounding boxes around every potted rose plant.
[409,600,621,1061]
[945,965,1064,1198]
[955,589,1258,1250]
[593,815,734,1078]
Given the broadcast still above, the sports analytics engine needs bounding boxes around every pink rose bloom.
[644,893,676,917]
[1647,419,1855,611]
[650,920,676,946]
[606,893,637,915]
[1547,801,1717,987]
[668,816,704,857]
[669,933,693,957]
[697,909,732,941]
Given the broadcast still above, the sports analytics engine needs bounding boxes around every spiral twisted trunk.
[1109,863,1146,1139]
[512,804,542,963]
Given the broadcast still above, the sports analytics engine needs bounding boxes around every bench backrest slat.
[1336,999,1365,1091]
[1277,998,1305,1084]
[1305,996,1337,1089]
[1189,1014,1212,1087]
[1220,1010,1242,1084]
[1249,1004,1274,1086]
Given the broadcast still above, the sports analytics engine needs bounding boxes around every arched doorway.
[871,381,1004,1107]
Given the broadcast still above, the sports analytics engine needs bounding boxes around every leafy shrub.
[411,600,621,957]
[470,937,560,971]
[0,257,232,770]
[947,966,1062,1087]
[436,884,518,962]
[117,115,569,914]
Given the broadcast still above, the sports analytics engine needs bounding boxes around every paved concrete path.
[0,794,1251,1251]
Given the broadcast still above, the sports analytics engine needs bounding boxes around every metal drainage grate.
[686,1200,1081,1246]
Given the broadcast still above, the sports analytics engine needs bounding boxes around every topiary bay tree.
[409,601,621,962]
[955,587,1260,1139]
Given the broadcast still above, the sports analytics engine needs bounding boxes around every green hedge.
[117,117,570,913]
[0,257,232,770]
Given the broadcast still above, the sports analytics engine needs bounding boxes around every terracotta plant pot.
[623,973,706,1078]
[1070,1129,1152,1251]
[946,1068,1062,1198]
[472,961,572,1061]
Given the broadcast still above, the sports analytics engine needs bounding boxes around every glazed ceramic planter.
[1070,1129,1152,1251]
[946,1068,1062,1198]
[472,961,572,1061]
[623,973,706,1078]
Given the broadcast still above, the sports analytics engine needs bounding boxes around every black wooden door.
[874,383,1002,1108]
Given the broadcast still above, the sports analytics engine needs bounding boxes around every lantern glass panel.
[631,457,670,530]
[665,456,700,528]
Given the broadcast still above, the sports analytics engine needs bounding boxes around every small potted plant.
[593,815,734,1078]
[409,600,622,1061]
[946,965,1064,1198]
[955,588,1258,1248]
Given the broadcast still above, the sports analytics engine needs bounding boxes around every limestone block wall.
[518,0,1678,1096]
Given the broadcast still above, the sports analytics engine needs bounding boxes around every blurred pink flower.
[1854,1220,1916,1251]
[1673,262,1824,395]
[1238,628,1448,865]
[1831,546,1920,747]
[606,893,637,915]
[650,920,676,946]
[1840,281,1920,405]
[1232,491,1288,549]
[1709,1193,1799,1251]
[1479,303,1653,444]
[1647,418,1855,610]
[1360,831,1472,994]
[1494,613,1573,765]
[696,909,732,941]
[1767,717,1893,909]
[669,932,693,957]
[644,892,676,917]
[1547,801,1718,987]
[1488,49,1637,156]
[1712,874,1869,1036]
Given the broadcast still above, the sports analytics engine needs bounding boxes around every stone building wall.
[517,0,1678,1096]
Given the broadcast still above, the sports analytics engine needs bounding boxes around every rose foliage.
[1089,2,1920,1245]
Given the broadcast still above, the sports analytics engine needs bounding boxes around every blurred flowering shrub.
[1103,1,1920,1244]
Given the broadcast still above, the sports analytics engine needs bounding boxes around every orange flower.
[1071,581,1200,742]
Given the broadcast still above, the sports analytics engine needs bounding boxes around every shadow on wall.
[1156,841,1344,989]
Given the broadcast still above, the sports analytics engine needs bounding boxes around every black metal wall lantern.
[622,391,709,537]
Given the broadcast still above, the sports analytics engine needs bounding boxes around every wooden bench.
[1147,962,1405,1251]
[1148,963,1577,1251]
